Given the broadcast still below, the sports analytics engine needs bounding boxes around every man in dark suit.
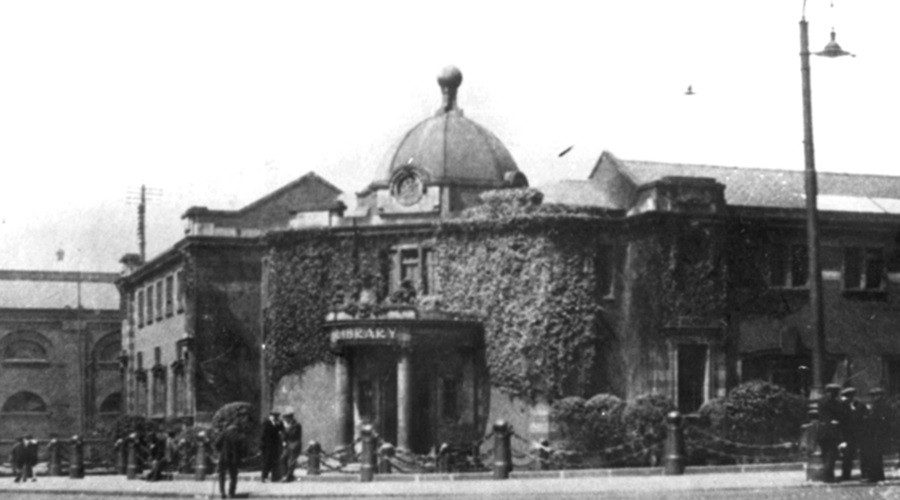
[839,387,866,481]
[22,435,38,482]
[260,411,283,482]
[818,383,844,483]
[861,388,890,483]
[10,437,24,482]
[215,425,246,499]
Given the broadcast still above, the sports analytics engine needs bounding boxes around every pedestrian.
[22,435,38,482]
[164,431,178,477]
[839,386,866,481]
[861,387,890,483]
[817,383,843,483]
[260,410,283,482]
[145,433,166,481]
[215,425,245,499]
[10,436,24,482]
[280,410,302,482]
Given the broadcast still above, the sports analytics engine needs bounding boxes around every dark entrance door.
[354,348,397,445]
[677,344,707,413]
[409,359,433,453]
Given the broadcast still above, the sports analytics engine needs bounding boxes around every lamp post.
[799,5,852,483]
[799,6,852,403]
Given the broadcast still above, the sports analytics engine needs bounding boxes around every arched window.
[93,333,122,365]
[2,391,47,413]
[99,392,122,414]
[1,331,52,363]
[3,340,47,360]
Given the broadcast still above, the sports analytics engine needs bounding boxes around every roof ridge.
[620,158,900,180]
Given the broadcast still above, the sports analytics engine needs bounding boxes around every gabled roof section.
[589,151,900,212]
[0,270,120,310]
[182,171,344,229]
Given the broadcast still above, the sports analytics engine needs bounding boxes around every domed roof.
[371,66,526,190]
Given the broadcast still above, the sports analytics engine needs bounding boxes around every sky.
[0,0,897,273]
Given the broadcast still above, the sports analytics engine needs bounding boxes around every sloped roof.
[597,152,900,212]
[0,271,120,310]
[538,180,621,208]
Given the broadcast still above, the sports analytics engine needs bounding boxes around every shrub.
[211,402,257,442]
[693,380,806,464]
[107,415,159,442]
[621,394,674,466]
[551,396,589,451]
[584,394,626,451]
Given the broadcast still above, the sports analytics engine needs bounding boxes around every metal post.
[48,439,61,476]
[800,17,826,404]
[114,438,127,475]
[664,411,685,475]
[802,404,824,481]
[127,433,139,480]
[493,420,512,479]
[306,441,321,476]
[437,443,451,473]
[378,442,395,474]
[194,431,208,481]
[69,435,84,479]
[360,425,376,482]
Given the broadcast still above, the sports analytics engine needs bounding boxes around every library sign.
[329,326,412,347]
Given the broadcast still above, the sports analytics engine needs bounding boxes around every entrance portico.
[326,309,485,453]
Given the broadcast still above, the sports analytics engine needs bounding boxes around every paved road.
[5,484,900,500]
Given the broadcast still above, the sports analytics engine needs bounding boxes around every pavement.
[3,464,897,498]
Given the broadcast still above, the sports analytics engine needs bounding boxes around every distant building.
[0,270,121,440]
[117,172,343,424]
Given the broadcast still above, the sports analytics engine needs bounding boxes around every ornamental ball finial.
[437,65,463,90]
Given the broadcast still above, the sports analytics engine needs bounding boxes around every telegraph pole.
[127,185,162,263]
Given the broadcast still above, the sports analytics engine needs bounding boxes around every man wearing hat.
[260,410,283,482]
[839,387,866,481]
[280,409,302,482]
[860,388,889,482]
[818,383,844,482]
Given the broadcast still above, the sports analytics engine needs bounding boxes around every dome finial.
[437,66,463,113]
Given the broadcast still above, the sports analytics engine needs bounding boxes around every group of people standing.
[259,409,303,483]
[818,383,892,483]
[214,408,303,499]
[9,435,39,483]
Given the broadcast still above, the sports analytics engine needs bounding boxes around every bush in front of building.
[551,393,669,468]
[691,380,807,464]
[211,401,257,441]
[108,414,159,442]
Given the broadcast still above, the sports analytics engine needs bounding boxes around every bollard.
[48,439,62,476]
[114,438,127,475]
[359,425,376,482]
[378,442,395,474]
[437,443,451,473]
[306,440,322,476]
[802,404,824,482]
[492,420,512,479]
[194,431,209,481]
[126,433,139,479]
[537,439,551,471]
[663,411,685,475]
[69,435,85,479]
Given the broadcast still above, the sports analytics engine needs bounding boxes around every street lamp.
[799,4,853,483]
[799,4,852,404]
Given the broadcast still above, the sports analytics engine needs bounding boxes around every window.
[146,284,154,325]
[137,290,145,327]
[165,275,174,317]
[769,244,808,288]
[3,340,47,361]
[390,247,436,295]
[595,244,615,298]
[844,247,885,291]
[156,280,164,320]
[440,377,459,420]
[2,391,47,413]
[176,270,185,312]
[99,392,122,414]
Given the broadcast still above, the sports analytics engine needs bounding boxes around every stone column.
[396,347,412,451]
[335,353,352,447]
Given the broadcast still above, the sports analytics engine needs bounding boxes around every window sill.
[1,411,49,417]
